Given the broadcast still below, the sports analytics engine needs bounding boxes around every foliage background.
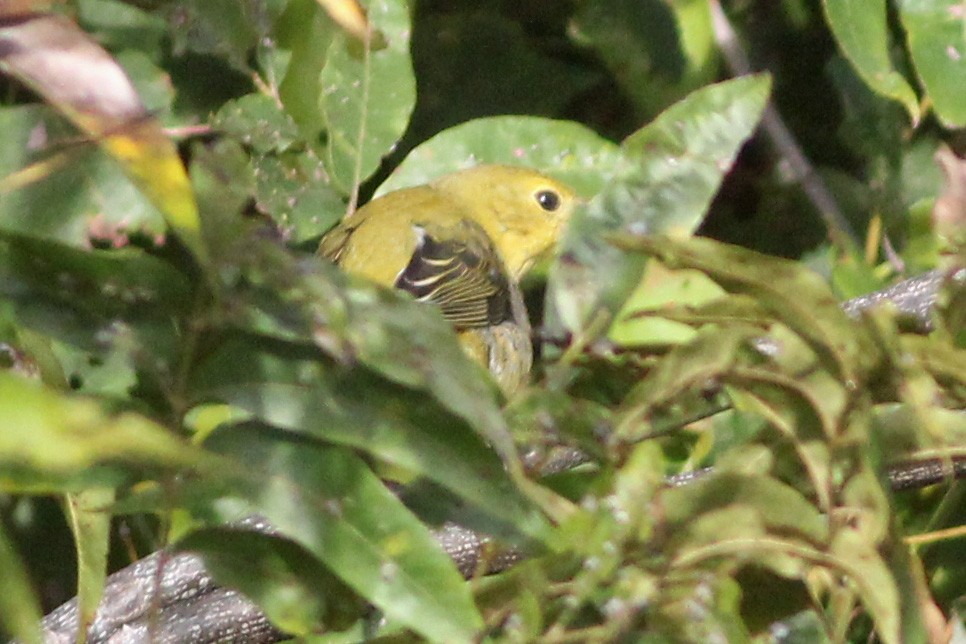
[0,0,965,642]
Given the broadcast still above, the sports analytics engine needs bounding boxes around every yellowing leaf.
[0,12,205,260]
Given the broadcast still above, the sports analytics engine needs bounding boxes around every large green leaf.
[378,115,621,198]
[0,11,205,258]
[212,93,345,243]
[0,106,166,248]
[0,372,210,490]
[320,0,416,193]
[546,75,771,337]
[203,425,485,642]
[900,0,966,127]
[190,339,546,540]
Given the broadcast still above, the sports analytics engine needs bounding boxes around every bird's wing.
[394,219,513,330]
[318,220,354,264]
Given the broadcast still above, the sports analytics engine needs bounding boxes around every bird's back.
[319,185,468,286]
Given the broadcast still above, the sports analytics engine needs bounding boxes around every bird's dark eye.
[535,189,561,212]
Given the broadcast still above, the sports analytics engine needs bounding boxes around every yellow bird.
[319,164,579,393]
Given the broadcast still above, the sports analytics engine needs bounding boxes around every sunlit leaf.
[314,0,385,47]
[613,235,876,382]
[546,75,771,337]
[320,0,415,193]
[0,372,210,490]
[900,0,966,127]
[212,94,344,242]
[378,115,621,198]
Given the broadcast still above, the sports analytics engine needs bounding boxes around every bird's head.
[431,164,581,279]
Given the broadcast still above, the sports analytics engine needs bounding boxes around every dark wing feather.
[395,220,512,329]
[318,223,354,264]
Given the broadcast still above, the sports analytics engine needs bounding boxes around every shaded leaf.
[190,339,547,541]
[204,425,485,642]
[405,11,599,145]
[823,0,920,122]
[571,0,717,117]
[177,527,364,636]
[0,523,43,644]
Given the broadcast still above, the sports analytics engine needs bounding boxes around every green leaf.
[899,0,966,127]
[822,0,920,123]
[612,235,875,383]
[829,528,900,644]
[204,426,485,643]
[571,0,717,117]
[615,325,762,444]
[165,0,266,72]
[0,372,209,490]
[190,339,547,540]
[0,106,167,248]
[277,0,336,141]
[608,264,725,347]
[176,527,364,636]
[320,0,416,192]
[0,233,190,378]
[0,523,43,644]
[378,115,622,198]
[663,473,829,547]
[212,94,345,242]
[546,75,771,336]
[76,0,168,63]
[65,487,115,639]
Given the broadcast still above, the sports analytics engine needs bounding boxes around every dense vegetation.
[0,0,964,642]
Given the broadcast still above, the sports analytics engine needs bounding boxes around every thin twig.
[709,0,859,247]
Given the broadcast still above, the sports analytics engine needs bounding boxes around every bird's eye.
[535,189,561,212]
